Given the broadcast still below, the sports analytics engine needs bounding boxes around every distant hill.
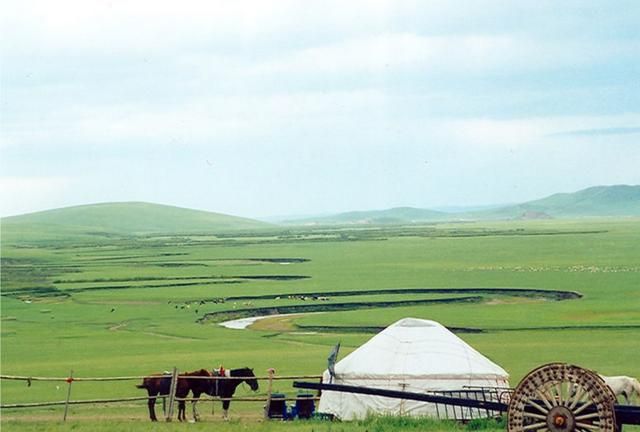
[468,185,640,220]
[1,202,272,237]
[285,206,449,225]
[283,185,640,225]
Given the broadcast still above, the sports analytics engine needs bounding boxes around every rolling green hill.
[1,202,272,238]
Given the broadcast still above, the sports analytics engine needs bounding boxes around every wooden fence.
[0,370,323,422]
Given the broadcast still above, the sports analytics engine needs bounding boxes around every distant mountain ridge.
[520,185,640,216]
[283,185,640,225]
[1,202,272,236]
[468,185,640,220]
[2,186,638,235]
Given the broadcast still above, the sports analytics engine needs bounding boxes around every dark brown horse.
[137,367,259,422]
[136,369,212,422]
[205,367,259,421]
[136,371,170,421]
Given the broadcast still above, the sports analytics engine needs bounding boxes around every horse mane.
[230,367,253,376]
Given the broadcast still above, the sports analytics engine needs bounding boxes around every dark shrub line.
[54,274,309,284]
[295,324,640,334]
[198,296,483,323]
[197,287,582,303]
[295,325,486,334]
[68,279,246,292]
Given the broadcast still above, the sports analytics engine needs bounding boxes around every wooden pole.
[63,370,74,421]
[399,383,408,416]
[166,367,178,422]
[263,368,275,419]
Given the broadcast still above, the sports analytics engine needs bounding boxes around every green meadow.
[1,217,639,430]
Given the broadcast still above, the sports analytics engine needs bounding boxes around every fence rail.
[1,395,321,409]
[2,372,511,424]
[0,370,322,421]
[0,373,321,382]
[1,395,168,409]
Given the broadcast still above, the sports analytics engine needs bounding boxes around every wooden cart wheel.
[508,363,617,432]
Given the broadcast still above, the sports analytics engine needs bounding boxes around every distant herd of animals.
[136,367,258,422]
[135,366,640,423]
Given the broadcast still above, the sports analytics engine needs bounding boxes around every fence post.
[263,368,275,419]
[63,370,74,421]
[166,367,178,422]
[398,383,408,416]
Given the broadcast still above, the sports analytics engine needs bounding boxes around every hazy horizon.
[2,1,639,218]
[3,183,638,221]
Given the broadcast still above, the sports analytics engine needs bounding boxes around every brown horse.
[137,367,259,422]
[136,369,212,422]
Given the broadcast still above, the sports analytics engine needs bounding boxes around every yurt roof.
[333,318,508,380]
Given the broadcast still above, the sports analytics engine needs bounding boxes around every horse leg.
[175,383,188,422]
[191,392,201,422]
[192,400,200,422]
[148,392,158,422]
[222,400,230,421]
[177,400,186,422]
[622,390,630,404]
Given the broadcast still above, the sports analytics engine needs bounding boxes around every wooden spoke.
[573,401,594,416]
[523,421,548,431]
[536,389,555,410]
[554,382,565,406]
[575,422,600,431]
[561,381,573,406]
[575,412,603,421]
[548,384,559,407]
[568,385,585,409]
[523,411,548,421]
[545,386,560,407]
[528,399,550,415]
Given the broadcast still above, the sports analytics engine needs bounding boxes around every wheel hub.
[547,406,575,432]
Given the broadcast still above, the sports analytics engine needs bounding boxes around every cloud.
[1,1,639,217]
[0,88,391,154]
[0,176,73,216]
[442,116,640,149]
[547,127,640,138]
[251,33,513,77]
[1,1,299,55]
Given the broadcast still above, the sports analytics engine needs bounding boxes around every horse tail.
[632,378,640,396]
[136,384,147,389]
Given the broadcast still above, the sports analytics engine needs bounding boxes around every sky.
[1,0,639,219]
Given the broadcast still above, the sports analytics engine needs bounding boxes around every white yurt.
[318,318,509,420]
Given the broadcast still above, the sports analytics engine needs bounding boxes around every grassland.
[1,217,639,430]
